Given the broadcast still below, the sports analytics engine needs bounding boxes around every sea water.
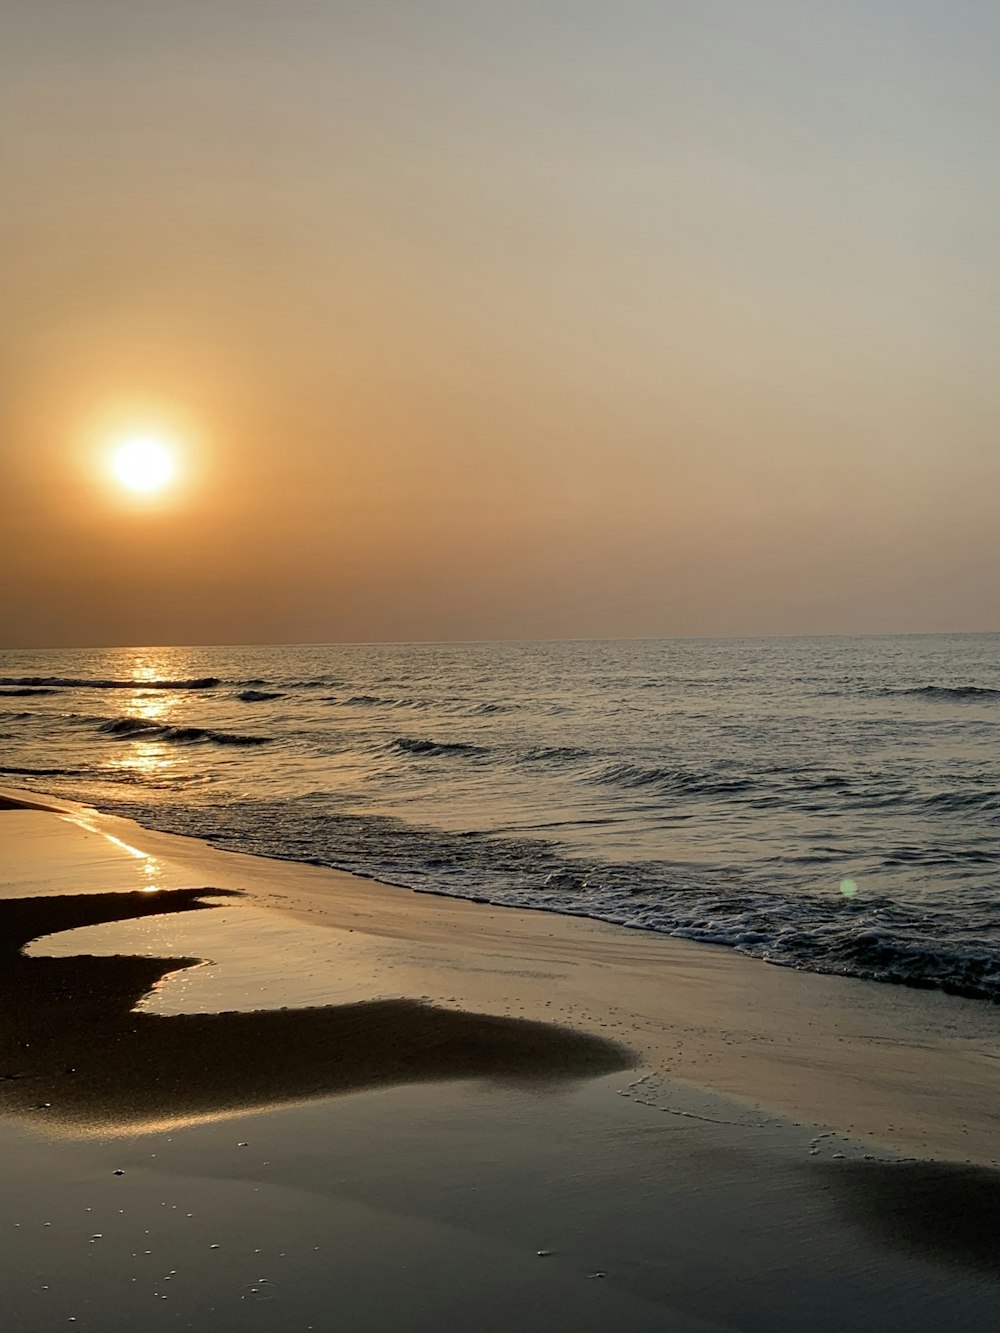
[2,635,998,999]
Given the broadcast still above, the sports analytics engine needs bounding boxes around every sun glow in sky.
[109,437,177,495]
[2,0,1000,646]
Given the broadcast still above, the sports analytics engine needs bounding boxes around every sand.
[0,884,628,1133]
[2,786,1000,1330]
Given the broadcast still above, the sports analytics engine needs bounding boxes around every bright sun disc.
[110,437,176,494]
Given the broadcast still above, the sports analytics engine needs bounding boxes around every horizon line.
[2,627,998,653]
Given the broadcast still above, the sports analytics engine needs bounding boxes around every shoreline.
[6,775,998,1006]
[4,783,1000,1329]
[3,783,999,1165]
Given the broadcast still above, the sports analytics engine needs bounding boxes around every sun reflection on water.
[98,650,201,790]
[125,690,172,722]
[125,649,186,684]
[106,738,174,784]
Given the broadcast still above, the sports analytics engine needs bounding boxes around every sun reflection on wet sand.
[140,856,163,891]
[61,813,165,891]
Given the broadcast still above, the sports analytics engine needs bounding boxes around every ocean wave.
[0,675,221,691]
[664,914,1000,1001]
[517,745,591,764]
[390,736,491,758]
[97,717,271,746]
[889,685,1000,701]
[337,693,433,709]
[757,924,1000,1001]
[235,689,285,703]
[334,693,507,715]
[0,686,61,697]
[817,682,1000,702]
[920,788,1000,813]
[592,761,754,797]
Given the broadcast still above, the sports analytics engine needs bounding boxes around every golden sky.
[2,1,998,646]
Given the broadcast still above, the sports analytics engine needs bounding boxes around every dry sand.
[2,786,1000,1331]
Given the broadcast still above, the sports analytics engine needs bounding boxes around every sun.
[110,436,177,494]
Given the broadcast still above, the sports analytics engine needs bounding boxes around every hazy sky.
[2,0,998,647]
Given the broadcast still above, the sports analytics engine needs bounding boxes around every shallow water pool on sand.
[29,898,395,1015]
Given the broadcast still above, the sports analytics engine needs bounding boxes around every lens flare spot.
[840,878,858,898]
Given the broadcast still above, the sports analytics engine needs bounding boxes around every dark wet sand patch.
[0,794,63,812]
[821,1158,1000,1275]
[0,888,632,1134]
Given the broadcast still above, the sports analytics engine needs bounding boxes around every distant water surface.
[2,635,999,1000]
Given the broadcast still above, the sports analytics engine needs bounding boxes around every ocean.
[2,635,998,1001]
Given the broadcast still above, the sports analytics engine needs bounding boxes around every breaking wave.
[390,736,491,758]
[592,761,754,798]
[97,717,271,746]
[887,685,1000,702]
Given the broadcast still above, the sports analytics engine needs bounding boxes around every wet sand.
[0,886,629,1134]
[2,788,1000,1330]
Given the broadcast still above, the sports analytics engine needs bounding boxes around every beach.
[7,0,1000,1320]
[2,785,999,1330]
